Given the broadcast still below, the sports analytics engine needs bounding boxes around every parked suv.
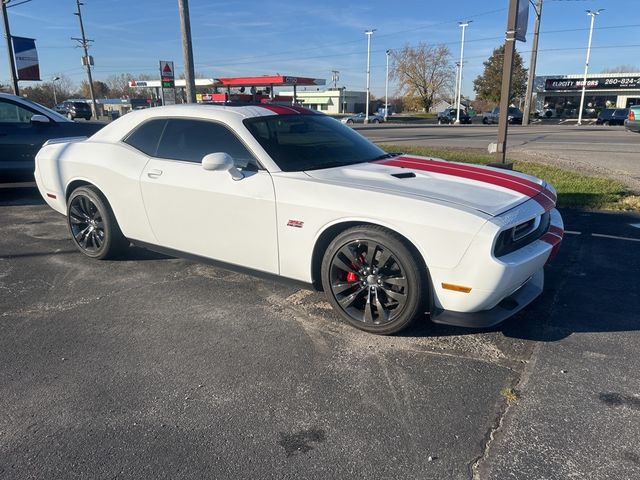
[625,105,640,133]
[437,108,471,124]
[596,108,629,126]
[482,107,523,125]
[54,100,92,121]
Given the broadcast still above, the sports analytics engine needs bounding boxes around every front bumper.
[430,268,543,328]
[428,207,563,328]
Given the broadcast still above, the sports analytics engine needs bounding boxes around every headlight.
[494,212,551,257]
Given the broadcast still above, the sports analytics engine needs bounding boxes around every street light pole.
[52,76,60,105]
[522,0,543,126]
[577,9,603,126]
[384,49,390,121]
[455,21,471,124]
[364,29,375,124]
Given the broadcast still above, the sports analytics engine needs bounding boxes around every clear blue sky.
[2,0,639,98]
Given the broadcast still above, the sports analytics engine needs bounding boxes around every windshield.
[244,114,388,172]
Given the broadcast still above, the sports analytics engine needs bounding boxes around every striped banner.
[12,36,40,81]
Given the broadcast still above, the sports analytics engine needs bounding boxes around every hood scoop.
[391,172,416,179]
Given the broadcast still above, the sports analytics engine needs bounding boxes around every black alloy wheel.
[67,186,127,260]
[321,226,427,334]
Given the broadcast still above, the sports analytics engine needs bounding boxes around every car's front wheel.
[321,226,427,335]
[67,186,128,260]
[67,112,74,120]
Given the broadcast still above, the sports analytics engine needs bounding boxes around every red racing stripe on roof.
[375,156,557,209]
[259,104,314,115]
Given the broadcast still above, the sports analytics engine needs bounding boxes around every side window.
[156,118,259,170]
[0,100,35,124]
[123,119,167,156]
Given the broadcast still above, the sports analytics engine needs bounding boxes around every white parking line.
[591,233,640,242]
[565,230,581,235]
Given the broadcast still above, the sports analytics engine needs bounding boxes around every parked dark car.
[482,107,523,125]
[0,93,104,181]
[625,105,640,133]
[596,108,629,126]
[54,100,93,120]
[437,108,471,124]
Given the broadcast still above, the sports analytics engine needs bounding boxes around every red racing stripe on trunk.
[375,157,557,209]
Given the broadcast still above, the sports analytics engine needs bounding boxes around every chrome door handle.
[147,169,163,179]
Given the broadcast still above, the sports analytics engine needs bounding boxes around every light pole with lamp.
[577,9,603,126]
[455,20,471,124]
[364,29,375,124]
[52,76,60,105]
[384,49,390,121]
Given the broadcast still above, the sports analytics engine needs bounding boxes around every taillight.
[629,111,636,121]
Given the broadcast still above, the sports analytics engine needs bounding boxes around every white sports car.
[35,104,563,335]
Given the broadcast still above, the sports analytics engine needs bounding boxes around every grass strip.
[380,144,638,211]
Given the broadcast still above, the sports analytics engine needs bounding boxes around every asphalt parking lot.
[1,185,639,479]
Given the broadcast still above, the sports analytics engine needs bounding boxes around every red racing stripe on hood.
[375,156,557,210]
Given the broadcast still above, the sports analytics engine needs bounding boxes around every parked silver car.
[341,113,384,124]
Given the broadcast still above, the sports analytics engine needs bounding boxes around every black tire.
[372,118,380,124]
[438,119,443,125]
[321,225,428,335]
[346,119,354,124]
[482,117,488,124]
[67,112,74,120]
[67,185,128,260]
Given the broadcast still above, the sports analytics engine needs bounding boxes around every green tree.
[391,43,455,112]
[473,45,527,103]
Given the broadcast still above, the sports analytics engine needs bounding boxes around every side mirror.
[31,114,50,124]
[201,152,244,181]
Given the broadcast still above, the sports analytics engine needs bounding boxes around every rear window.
[123,119,167,156]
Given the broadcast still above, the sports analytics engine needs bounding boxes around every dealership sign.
[545,76,640,91]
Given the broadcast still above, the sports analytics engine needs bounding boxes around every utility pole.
[522,0,543,126]
[73,0,97,119]
[384,50,390,121]
[178,0,196,103]
[455,21,471,124]
[495,0,519,165]
[1,0,20,95]
[577,9,603,126]
[331,70,339,89]
[364,29,375,124]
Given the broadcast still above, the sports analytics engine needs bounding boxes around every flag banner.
[12,36,41,81]
[515,0,529,42]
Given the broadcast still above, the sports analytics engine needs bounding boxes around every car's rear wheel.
[372,118,379,124]
[482,117,488,124]
[67,186,128,260]
[67,112,74,120]
[346,119,354,124]
[321,226,427,335]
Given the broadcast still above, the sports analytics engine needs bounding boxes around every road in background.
[1,187,639,479]
[357,124,640,192]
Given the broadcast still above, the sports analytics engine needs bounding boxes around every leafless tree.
[390,44,455,112]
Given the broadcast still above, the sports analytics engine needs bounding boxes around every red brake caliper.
[346,272,358,283]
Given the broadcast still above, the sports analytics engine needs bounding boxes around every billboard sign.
[544,76,640,91]
[12,37,40,81]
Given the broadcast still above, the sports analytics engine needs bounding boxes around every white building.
[280,88,367,114]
